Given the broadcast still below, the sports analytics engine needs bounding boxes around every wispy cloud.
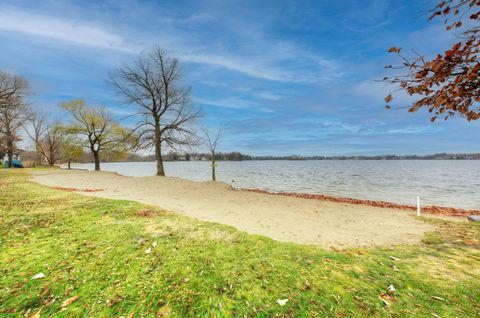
[0,7,138,52]
[0,5,341,84]
[180,53,291,82]
[179,49,340,83]
[194,97,254,110]
[194,96,273,112]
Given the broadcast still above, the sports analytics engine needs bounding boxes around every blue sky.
[1,0,479,155]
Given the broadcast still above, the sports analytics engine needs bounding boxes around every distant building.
[0,152,22,164]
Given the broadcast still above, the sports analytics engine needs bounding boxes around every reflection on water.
[66,160,480,210]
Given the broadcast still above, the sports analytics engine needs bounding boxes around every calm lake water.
[66,160,480,210]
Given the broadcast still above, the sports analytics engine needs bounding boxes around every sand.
[30,169,435,248]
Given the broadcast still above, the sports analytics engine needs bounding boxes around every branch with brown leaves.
[384,0,480,122]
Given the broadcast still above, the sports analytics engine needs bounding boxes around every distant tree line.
[116,152,480,162]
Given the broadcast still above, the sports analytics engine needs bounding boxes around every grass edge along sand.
[1,168,480,317]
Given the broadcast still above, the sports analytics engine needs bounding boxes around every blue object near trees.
[5,160,24,168]
[467,215,480,222]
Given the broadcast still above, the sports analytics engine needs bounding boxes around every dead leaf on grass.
[61,296,78,307]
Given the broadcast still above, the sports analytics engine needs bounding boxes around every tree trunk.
[154,118,165,176]
[93,151,100,171]
[35,139,42,165]
[7,137,13,168]
[7,151,13,168]
[68,161,71,170]
[211,151,216,181]
[49,152,54,166]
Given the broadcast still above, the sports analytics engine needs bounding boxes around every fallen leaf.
[29,310,41,318]
[277,299,288,306]
[61,296,79,307]
[431,296,445,301]
[389,256,400,261]
[387,285,396,293]
[145,247,152,254]
[31,273,45,280]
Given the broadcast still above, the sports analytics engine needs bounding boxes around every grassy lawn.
[1,169,479,317]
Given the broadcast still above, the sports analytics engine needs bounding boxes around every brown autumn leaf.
[61,295,79,307]
[388,47,401,53]
[384,94,393,103]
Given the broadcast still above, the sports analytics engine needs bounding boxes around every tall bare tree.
[0,71,30,167]
[110,47,201,176]
[37,121,66,166]
[61,99,133,171]
[0,71,28,101]
[26,111,48,165]
[203,124,226,181]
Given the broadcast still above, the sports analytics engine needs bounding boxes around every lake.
[66,160,480,210]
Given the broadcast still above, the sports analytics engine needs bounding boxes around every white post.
[416,196,421,216]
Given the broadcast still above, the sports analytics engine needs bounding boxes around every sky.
[0,0,479,156]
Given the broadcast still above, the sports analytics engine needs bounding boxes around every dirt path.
[30,170,435,248]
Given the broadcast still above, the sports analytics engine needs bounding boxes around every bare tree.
[38,121,64,166]
[61,99,133,171]
[110,47,201,176]
[0,71,28,101]
[25,111,48,165]
[203,124,226,181]
[0,71,30,167]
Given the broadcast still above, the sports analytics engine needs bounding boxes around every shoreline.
[241,188,478,218]
[29,169,435,247]
[59,166,478,217]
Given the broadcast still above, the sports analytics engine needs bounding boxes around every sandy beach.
[30,169,435,248]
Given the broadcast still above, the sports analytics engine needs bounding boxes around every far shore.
[30,169,438,248]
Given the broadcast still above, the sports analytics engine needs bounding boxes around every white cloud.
[179,53,295,82]
[0,7,138,53]
[194,96,273,112]
[194,96,255,109]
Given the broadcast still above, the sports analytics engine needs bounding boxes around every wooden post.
[416,196,421,216]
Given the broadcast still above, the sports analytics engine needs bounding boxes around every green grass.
[1,169,480,317]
